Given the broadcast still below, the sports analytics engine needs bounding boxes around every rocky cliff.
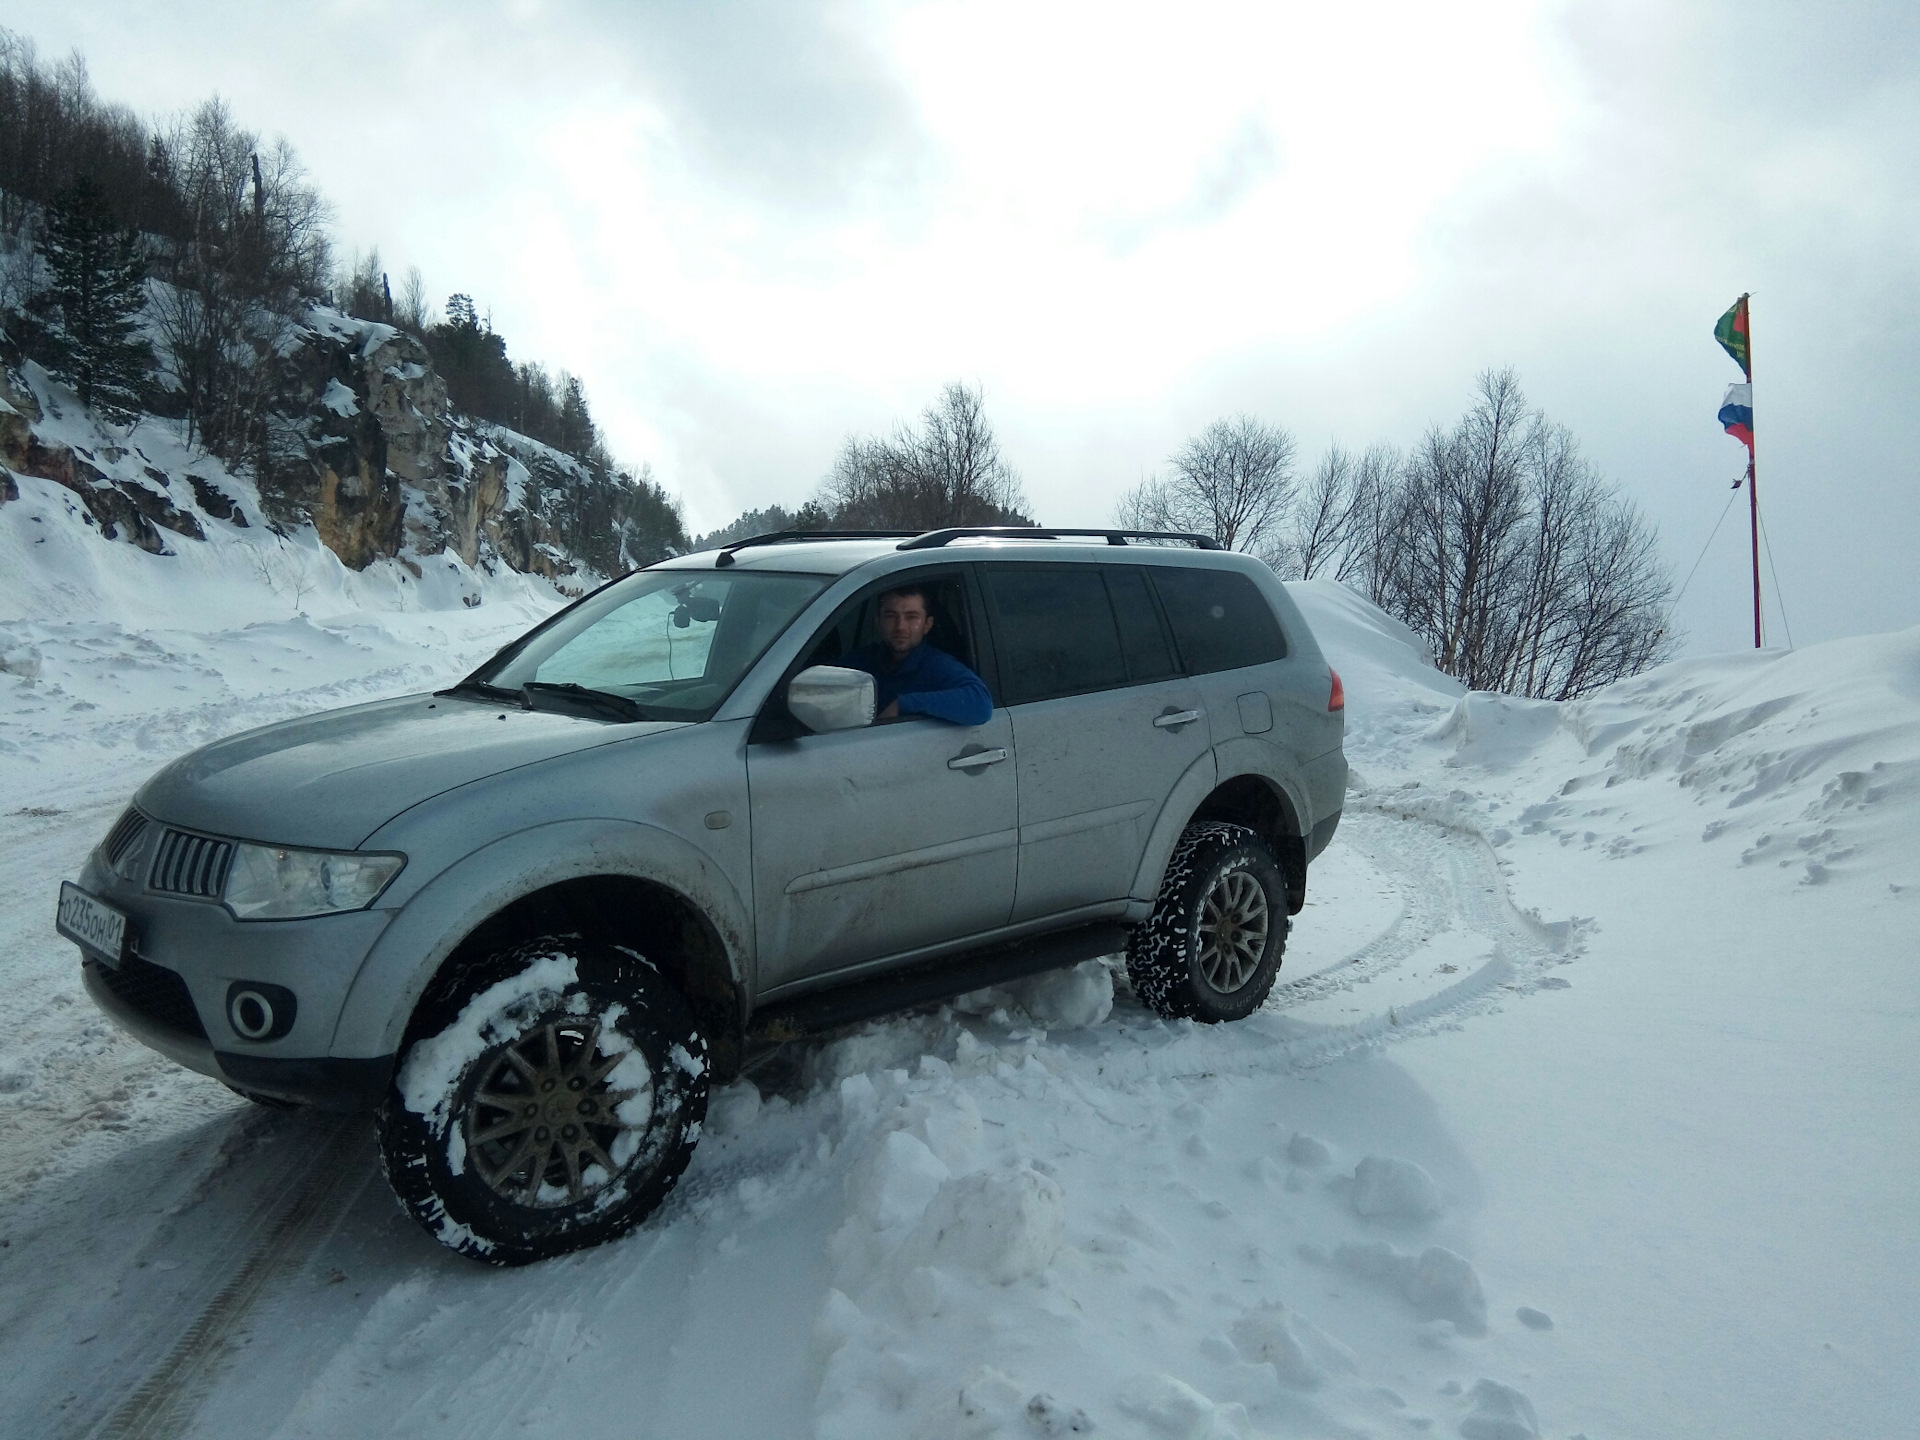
[1,305,673,592]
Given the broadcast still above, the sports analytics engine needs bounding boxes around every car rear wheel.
[377,935,708,1265]
[1127,822,1288,1022]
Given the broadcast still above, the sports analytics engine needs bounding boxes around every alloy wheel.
[462,1017,652,1208]
[1196,868,1270,993]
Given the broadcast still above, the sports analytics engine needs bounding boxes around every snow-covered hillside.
[0,562,1913,1440]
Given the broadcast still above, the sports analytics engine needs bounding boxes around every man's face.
[878,592,934,659]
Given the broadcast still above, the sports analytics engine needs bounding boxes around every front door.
[747,567,1016,995]
[747,713,1018,993]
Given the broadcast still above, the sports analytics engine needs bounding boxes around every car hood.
[136,693,685,850]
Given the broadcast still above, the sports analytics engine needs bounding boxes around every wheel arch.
[1131,752,1309,917]
[1189,771,1307,914]
[332,819,753,1079]
[422,874,748,1080]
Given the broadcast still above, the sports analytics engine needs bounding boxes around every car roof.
[655,530,1236,578]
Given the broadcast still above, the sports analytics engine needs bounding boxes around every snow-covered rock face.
[259,310,649,583]
[2,307,658,589]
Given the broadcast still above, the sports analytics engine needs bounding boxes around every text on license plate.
[57,882,128,963]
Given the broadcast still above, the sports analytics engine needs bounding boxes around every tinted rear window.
[983,567,1127,704]
[1105,567,1180,683]
[1150,567,1287,674]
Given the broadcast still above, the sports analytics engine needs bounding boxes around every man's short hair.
[877,584,931,611]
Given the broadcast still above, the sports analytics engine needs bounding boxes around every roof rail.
[896,526,1222,551]
[712,530,920,566]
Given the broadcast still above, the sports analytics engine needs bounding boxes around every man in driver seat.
[845,584,992,725]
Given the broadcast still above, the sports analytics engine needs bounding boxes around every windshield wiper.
[522,681,648,723]
[438,679,529,707]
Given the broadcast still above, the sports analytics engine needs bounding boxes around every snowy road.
[2,801,1575,1440]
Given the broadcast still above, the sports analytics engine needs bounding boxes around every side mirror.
[787,665,876,734]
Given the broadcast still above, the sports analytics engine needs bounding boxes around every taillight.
[1328,667,1345,712]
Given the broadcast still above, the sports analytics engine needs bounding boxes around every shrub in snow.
[1459,1378,1540,1440]
[1350,1155,1443,1220]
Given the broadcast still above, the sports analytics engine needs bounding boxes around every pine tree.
[40,176,152,417]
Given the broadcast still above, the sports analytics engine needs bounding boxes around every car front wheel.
[377,936,708,1265]
[1127,822,1288,1022]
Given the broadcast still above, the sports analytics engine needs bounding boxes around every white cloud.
[12,0,1916,648]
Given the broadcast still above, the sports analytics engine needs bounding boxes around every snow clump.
[1229,1300,1358,1390]
[1459,1377,1541,1439]
[898,1164,1065,1286]
[1350,1154,1443,1220]
[1334,1240,1488,1335]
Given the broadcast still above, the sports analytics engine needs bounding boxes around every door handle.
[1153,709,1203,729]
[948,747,1009,770]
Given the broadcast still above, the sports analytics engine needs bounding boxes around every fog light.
[226,981,297,1042]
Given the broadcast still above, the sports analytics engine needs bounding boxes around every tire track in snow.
[1256,804,1575,1067]
[1266,811,1451,1009]
[57,1118,376,1440]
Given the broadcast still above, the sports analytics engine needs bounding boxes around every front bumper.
[70,845,401,1110]
[81,960,393,1109]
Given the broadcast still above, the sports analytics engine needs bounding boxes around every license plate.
[57,882,130,965]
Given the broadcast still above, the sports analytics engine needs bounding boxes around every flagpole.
[1746,299,1761,649]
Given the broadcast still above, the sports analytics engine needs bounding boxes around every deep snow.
[1,490,1915,1439]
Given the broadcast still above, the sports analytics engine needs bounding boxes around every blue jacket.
[846,642,993,726]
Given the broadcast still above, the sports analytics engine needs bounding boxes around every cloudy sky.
[9,0,1915,653]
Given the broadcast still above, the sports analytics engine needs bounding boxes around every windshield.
[475,570,829,721]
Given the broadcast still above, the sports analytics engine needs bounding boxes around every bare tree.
[820,381,1031,530]
[397,265,433,333]
[1283,443,1361,579]
[1352,370,1673,699]
[146,101,330,460]
[1116,415,1295,554]
[1331,443,1402,592]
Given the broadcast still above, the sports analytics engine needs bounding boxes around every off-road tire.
[1127,822,1288,1022]
[377,935,708,1266]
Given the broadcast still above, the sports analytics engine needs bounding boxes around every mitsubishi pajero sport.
[56,528,1347,1263]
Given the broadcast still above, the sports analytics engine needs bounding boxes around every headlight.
[223,843,405,920]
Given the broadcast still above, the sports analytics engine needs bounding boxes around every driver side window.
[800,573,979,677]
[754,571,982,743]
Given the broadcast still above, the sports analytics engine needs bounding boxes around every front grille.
[87,956,208,1039]
[103,808,149,870]
[150,829,234,899]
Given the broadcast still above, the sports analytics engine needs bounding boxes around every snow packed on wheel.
[55,526,1347,1263]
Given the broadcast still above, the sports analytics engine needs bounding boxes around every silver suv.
[57,529,1346,1263]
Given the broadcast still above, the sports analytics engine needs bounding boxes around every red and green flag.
[1715,294,1750,379]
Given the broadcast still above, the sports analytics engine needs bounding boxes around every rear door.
[981,562,1211,924]
[746,569,1017,993]
[1147,564,1292,749]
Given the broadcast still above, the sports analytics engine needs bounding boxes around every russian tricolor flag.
[1719,382,1753,451]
